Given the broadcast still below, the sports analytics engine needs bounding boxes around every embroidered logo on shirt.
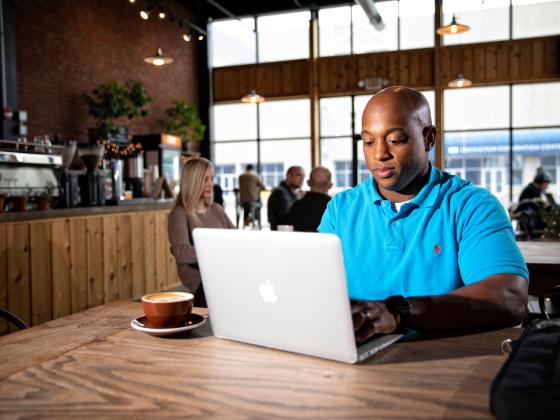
[434,244,441,255]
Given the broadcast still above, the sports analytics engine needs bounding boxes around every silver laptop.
[193,228,402,364]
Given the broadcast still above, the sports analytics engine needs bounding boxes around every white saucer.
[131,313,206,337]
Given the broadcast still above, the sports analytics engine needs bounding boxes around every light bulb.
[140,10,149,20]
[450,24,457,33]
[183,33,191,42]
[159,11,166,19]
[198,34,204,41]
[153,58,165,66]
[129,0,136,3]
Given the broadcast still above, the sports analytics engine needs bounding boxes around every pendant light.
[436,15,470,35]
[144,47,173,66]
[448,74,472,88]
[241,89,265,104]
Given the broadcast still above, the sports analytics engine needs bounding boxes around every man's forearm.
[408,275,528,332]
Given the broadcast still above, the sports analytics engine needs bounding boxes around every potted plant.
[11,187,32,212]
[84,80,151,142]
[35,182,56,211]
[159,99,206,149]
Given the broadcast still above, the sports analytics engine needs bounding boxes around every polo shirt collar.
[370,164,442,208]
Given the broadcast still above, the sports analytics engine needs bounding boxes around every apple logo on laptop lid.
[259,279,278,304]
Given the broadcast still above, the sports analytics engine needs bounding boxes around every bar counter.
[0,198,174,223]
[0,199,180,335]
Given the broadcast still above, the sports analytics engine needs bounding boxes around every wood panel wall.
[212,35,560,102]
[0,209,179,335]
[213,60,309,102]
[440,36,560,86]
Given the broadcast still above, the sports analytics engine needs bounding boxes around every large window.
[319,1,434,57]
[212,99,311,227]
[513,0,560,39]
[257,11,310,62]
[209,18,256,68]
[444,82,560,206]
[442,0,510,46]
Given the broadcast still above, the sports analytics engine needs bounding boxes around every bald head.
[364,86,432,128]
[308,166,332,194]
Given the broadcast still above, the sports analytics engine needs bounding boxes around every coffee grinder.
[77,144,105,206]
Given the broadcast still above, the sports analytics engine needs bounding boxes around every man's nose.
[374,140,391,161]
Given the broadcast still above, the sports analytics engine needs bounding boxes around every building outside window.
[444,82,560,207]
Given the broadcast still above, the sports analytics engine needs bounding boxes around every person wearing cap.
[519,167,552,202]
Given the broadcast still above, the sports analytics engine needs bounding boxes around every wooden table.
[0,301,518,418]
[517,241,560,295]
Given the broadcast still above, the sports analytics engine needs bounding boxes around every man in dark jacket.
[267,166,305,230]
[288,166,332,232]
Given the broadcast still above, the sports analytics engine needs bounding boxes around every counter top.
[0,198,175,223]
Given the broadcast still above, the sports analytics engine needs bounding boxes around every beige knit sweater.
[167,203,234,299]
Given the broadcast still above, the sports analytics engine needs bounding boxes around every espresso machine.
[77,145,105,206]
[0,138,62,208]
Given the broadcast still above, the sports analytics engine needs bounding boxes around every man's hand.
[351,300,399,344]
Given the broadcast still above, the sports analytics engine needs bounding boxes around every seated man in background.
[267,166,305,230]
[318,86,528,343]
[519,167,551,202]
[287,166,332,232]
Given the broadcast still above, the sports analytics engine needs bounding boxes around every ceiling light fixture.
[448,74,472,88]
[158,9,166,19]
[144,47,173,66]
[140,10,149,19]
[182,33,192,42]
[436,14,470,35]
[129,0,136,3]
[241,89,265,104]
[198,34,204,41]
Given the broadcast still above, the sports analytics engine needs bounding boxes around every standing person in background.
[287,167,332,232]
[267,166,305,230]
[519,167,551,202]
[168,158,234,307]
[238,164,266,228]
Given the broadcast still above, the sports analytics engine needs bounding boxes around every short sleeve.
[318,198,336,234]
[457,191,529,284]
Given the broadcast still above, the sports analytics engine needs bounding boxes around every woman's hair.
[176,157,214,227]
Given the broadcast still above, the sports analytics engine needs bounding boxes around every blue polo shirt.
[318,166,528,300]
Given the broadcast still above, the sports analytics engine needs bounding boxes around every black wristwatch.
[384,295,411,333]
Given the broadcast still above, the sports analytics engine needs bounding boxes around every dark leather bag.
[490,317,560,420]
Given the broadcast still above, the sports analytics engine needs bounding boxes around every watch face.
[386,295,410,311]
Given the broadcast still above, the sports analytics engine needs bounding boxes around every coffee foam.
[142,292,193,303]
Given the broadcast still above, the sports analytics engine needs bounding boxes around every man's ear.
[423,125,437,151]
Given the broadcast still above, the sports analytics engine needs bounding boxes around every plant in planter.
[159,99,206,148]
[84,80,151,141]
[35,182,56,211]
[11,186,32,212]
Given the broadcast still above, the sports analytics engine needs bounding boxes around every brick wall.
[13,0,200,143]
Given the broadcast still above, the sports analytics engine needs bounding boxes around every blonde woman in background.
[168,157,234,306]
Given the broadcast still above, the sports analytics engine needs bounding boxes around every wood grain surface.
[0,209,180,334]
[0,300,519,418]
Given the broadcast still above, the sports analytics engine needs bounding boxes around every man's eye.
[363,140,375,148]
[388,138,407,144]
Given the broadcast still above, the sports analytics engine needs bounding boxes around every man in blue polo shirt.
[318,86,528,343]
